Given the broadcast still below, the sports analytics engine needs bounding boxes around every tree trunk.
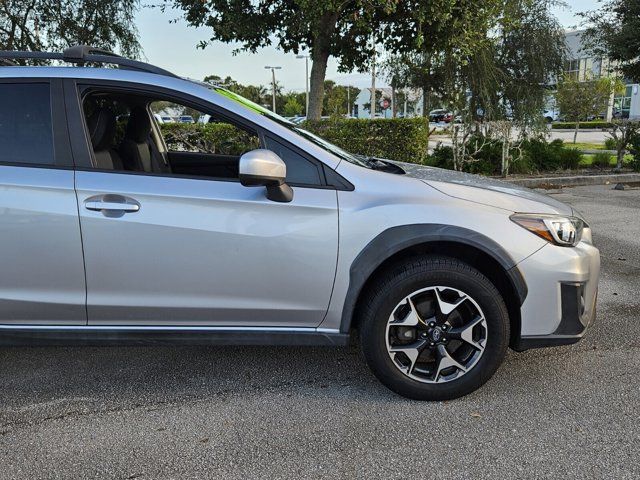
[573,122,579,144]
[617,147,625,170]
[422,87,429,118]
[307,13,338,121]
[307,49,329,121]
[391,84,396,119]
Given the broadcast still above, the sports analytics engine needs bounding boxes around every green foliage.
[159,123,259,156]
[380,0,565,126]
[552,121,614,129]
[582,0,640,83]
[557,148,583,169]
[282,96,304,117]
[604,138,617,150]
[427,137,586,175]
[0,0,140,56]
[630,129,640,171]
[303,118,430,164]
[592,152,614,169]
[428,144,454,169]
[169,0,400,119]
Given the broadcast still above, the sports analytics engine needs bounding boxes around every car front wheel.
[359,256,510,401]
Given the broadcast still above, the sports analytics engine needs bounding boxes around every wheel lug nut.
[429,322,435,327]
[421,332,428,338]
[442,325,448,330]
[429,342,435,346]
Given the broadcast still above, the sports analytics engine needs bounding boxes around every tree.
[322,81,359,117]
[380,0,565,127]
[495,0,566,128]
[0,0,140,56]
[581,0,640,82]
[607,120,640,169]
[282,95,304,117]
[168,0,399,120]
[556,75,622,143]
[379,0,505,118]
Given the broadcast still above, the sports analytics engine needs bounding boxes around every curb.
[507,173,640,189]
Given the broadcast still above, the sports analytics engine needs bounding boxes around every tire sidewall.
[361,260,509,401]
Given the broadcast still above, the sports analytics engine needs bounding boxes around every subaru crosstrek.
[0,47,600,400]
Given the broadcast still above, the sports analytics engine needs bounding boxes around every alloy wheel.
[385,286,488,384]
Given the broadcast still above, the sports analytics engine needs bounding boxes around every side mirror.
[239,149,293,203]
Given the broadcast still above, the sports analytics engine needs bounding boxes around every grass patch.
[569,142,607,151]
[579,153,633,166]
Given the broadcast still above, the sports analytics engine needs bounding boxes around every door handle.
[85,201,140,212]
[83,195,141,215]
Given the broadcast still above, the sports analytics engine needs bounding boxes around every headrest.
[87,107,116,151]
[124,106,152,143]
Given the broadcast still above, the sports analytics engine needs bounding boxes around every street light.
[264,66,282,113]
[296,54,310,115]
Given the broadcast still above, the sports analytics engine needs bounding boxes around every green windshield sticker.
[213,87,271,116]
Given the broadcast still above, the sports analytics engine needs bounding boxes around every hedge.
[551,121,613,129]
[159,123,259,155]
[302,118,430,164]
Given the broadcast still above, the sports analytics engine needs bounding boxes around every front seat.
[87,107,123,170]
[120,106,156,173]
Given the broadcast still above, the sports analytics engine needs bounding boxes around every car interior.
[82,91,260,180]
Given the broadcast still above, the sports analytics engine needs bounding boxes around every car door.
[68,81,339,327]
[0,79,86,325]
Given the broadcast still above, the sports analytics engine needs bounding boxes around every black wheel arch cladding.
[340,224,528,333]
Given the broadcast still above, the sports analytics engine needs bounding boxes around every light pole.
[296,54,310,115]
[264,66,282,113]
[370,36,376,120]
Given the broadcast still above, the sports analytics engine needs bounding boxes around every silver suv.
[0,47,600,400]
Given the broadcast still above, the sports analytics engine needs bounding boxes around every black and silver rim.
[385,286,488,384]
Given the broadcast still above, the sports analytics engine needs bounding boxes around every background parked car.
[429,109,453,123]
[154,114,175,124]
[543,109,559,123]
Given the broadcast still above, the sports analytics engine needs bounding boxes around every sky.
[135,0,601,92]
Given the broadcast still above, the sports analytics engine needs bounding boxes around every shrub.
[521,138,565,171]
[558,148,583,169]
[592,152,613,169]
[604,138,617,150]
[427,144,454,169]
[552,121,613,130]
[303,118,430,164]
[630,132,640,171]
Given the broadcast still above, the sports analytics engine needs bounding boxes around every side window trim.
[0,78,71,169]
[63,78,94,169]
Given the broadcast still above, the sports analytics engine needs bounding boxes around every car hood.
[396,161,574,215]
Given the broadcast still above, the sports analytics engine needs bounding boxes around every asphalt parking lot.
[1,184,639,479]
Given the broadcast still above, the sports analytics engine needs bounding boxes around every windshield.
[210,86,369,167]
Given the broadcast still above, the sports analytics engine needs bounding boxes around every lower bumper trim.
[512,334,583,352]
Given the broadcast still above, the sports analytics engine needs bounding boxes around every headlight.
[510,214,585,247]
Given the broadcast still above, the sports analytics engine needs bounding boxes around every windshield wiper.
[358,156,406,174]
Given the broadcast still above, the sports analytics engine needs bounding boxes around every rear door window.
[0,83,54,166]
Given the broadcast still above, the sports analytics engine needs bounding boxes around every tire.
[359,255,509,401]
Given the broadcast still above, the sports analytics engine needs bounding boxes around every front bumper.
[513,237,600,351]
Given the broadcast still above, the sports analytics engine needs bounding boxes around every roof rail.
[0,45,178,78]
